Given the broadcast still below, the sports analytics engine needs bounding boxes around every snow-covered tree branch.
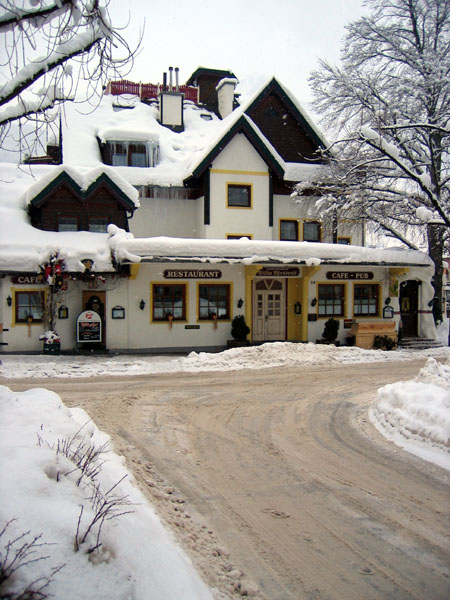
[296,0,450,322]
[0,0,141,158]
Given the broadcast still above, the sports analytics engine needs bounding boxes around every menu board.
[77,310,102,343]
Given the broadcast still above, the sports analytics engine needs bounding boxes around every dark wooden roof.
[245,78,326,163]
[29,170,136,210]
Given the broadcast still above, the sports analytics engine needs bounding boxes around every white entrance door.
[253,279,286,341]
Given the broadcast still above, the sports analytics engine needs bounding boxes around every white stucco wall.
[129,196,199,238]
[121,263,246,351]
[205,134,272,240]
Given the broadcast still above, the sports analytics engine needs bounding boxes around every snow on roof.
[63,95,225,186]
[23,164,140,206]
[61,77,330,187]
[108,228,433,268]
[0,159,433,275]
[0,164,116,273]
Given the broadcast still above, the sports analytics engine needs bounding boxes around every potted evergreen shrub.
[228,315,250,347]
[319,317,340,346]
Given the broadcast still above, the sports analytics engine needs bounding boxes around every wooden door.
[399,280,418,337]
[253,279,285,341]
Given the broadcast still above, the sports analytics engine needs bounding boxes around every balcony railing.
[105,80,199,104]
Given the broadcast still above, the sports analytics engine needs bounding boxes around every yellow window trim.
[150,281,189,324]
[315,282,347,319]
[302,219,322,242]
[352,282,382,318]
[212,169,268,176]
[10,287,47,327]
[196,281,233,322]
[337,236,352,245]
[226,233,253,239]
[279,218,300,241]
[226,182,253,209]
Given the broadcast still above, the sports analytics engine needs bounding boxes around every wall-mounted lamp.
[294,301,302,315]
[139,299,146,310]
[7,295,12,307]
[384,297,391,306]
[58,305,69,319]
[237,298,244,308]
[311,297,317,307]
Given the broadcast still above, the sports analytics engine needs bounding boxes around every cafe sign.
[12,275,42,284]
[164,269,222,279]
[326,271,374,280]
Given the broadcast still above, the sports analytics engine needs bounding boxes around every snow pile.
[1,342,449,379]
[0,386,212,600]
[370,357,450,471]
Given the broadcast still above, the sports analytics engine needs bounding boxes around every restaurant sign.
[326,271,374,280]
[164,269,222,279]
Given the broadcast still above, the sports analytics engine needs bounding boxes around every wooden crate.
[350,321,397,350]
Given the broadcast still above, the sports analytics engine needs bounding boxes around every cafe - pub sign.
[326,271,374,280]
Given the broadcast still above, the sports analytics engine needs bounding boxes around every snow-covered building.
[0,67,438,353]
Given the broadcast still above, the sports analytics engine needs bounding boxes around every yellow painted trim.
[315,281,347,319]
[389,267,409,277]
[211,169,269,176]
[287,278,302,340]
[226,182,253,209]
[244,265,262,340]
[388,267,409,297]
[337,236,352,245]
[150,281,189,324]
[226,233,253,239]
[301,219,322,242]
[351,282,382,318]
[196,281,233,322]
[279,218,300,241]
[129,264,141,280]
[10,287,47,327]
[300,266,320,341]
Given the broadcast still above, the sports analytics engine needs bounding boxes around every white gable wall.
[205,135,272,239]
[129,196,199,238]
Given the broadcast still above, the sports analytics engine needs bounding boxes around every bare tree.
[296,0,450,322]
[0,0,141,159]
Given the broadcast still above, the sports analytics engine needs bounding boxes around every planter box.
[350,322,397,350]
[43,342,61,355]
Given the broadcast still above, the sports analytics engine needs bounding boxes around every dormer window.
[104,140,159,168]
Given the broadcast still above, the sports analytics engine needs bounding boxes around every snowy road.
[5,358,450,600]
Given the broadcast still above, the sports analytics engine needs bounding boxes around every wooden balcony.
[105,80,199,104]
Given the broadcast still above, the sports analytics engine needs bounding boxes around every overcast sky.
[108,0,367,107]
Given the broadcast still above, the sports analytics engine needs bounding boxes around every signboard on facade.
[326,271,374,280]
[12,275,42,284]
[164,269,222,279]
[256,267,299,277]
[76,310,102,343]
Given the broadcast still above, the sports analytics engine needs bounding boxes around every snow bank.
[370,357,450,471]
[0,386,213,600]
[1,342,449,379]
